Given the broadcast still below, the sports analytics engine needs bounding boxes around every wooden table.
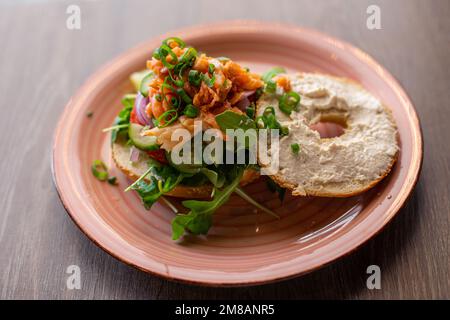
[1,0,448,299]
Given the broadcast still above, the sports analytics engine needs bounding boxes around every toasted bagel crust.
[257,73,399,197]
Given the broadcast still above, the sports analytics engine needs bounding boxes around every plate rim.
[52,20,423,287]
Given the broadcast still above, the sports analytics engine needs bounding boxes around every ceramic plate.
[53,21,423,286]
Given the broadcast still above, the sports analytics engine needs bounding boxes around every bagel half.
[112,138,259,198]
[256,73,399,197]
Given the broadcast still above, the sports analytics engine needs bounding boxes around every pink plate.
[53,21,423,286]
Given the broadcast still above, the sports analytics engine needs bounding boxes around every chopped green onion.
[168,69,184,87]
[155,94,162,102]
[179,47,197,64]
[159,44,178,70]
[265,80,277,93]
[170,96,180,109]
[91,160,109,181]
[188,70,202,86]
[279,91,300,115]
[256,106,289,136]
[183,104,199,118]
[291,143,300,154]
[202,73,215,87]
[152,47,161,60]
[208,63,215,74]
[262,67,286,82]
[86,111,93,118]
[177,88,192,104]
[162,37,186,49]
[156,109,178,128]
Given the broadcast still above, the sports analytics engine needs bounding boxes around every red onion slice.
[129,146,140,163]
[134,92,151,126]
[236,97,251,111]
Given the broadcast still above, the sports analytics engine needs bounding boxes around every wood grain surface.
[0,0,448,299]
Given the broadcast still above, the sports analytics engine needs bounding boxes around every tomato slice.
[129,108,140,124]
[147,149,168,164]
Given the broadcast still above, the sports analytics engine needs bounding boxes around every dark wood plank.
[0,0,448,299]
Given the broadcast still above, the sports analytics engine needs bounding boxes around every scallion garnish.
[291,143,300,154]
[162,37,186,49]
[202,73,215,87]
[188,70,202,86]
[208,63,215,74]
[156,109,178,128]
[262,67,286,82]
[183,104,199,118]
[279,91,300,115]
[177,88,193,104]
[91,160,109,181]
[159,44,178,70]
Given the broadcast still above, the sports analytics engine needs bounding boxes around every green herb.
[245,106,255,119]
[155,94,162,101]
[265,80,277,93]
[107,176,118,185]
[162,37,186,49]
[215,110,256,131]
[108,94,135,142]
[202,73,215,87]
[159,44,178,70]
[234,187,279,219]
[91,160,109,181]
[291,143,300,154]
[176,88,192,104]
[171,166,244,240]
[183,104,199,118]
[188,70,202,86]
[208,63,215,74]
[262,67,286,94]
[279,91,300,115]
[86,111,93,118]
[262,67,286,82]
[255,106,289,136]
[244,67,250,72]
[129,162,187,209]
[156,109,178,128]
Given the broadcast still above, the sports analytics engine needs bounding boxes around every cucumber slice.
[130,70,150,92]
[129,123,159,151]
[139,72,155,97]
[167,151,202,174]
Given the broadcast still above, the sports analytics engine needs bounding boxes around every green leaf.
[171,166,244,240]
[110,94,135,142]
[128,162,187,209]
[215,111,256,131]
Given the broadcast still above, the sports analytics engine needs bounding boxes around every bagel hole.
[310,121,345,138]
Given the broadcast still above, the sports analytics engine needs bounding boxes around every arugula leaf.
[215,111,256,131]
[171,166,244,240]
[111,94,135,142]
[130,161,186,209]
